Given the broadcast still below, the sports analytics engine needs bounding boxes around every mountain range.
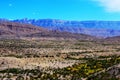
[0,20,95,40]
[13,19,120,38]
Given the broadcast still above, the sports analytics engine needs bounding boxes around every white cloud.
[93,0,120,13]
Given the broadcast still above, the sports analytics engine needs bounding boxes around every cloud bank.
[94,0,120,13]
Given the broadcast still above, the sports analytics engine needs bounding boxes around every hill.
[0,20,95,40]
[0,20,47,39]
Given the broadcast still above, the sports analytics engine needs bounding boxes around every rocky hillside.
[0,20,47,39]
[13,19,120,37]
[0,20,95,40]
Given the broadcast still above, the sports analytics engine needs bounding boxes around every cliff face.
[13,19,120,37]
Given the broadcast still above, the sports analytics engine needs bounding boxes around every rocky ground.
[0,39,120,80]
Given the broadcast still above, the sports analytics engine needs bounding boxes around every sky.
[1,0,120,21]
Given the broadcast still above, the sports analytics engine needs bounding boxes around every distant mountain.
[0,20,95,40]
[13,19,120,38]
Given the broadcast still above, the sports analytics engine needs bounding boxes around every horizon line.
[1,18,120,21]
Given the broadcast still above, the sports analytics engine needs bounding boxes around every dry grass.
[0,39,120,70]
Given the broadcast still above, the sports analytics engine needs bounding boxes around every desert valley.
[0,20,119,80]
[1,0,120,79]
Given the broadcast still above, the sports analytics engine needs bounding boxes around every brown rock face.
[0,21,47,39]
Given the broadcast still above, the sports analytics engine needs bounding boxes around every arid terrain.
[0,21,120,80]
[0,39,120,80]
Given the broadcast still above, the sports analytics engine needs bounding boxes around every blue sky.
[0,0,120,20]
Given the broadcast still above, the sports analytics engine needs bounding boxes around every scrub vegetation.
[0,39,120,80]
